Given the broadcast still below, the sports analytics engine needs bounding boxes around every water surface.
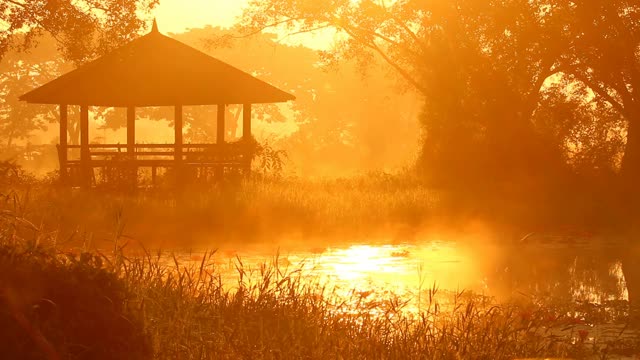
[171,237,628,310]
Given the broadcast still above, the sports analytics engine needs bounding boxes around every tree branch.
[275,24,335,44]
[5,0,26,8]
[522,59,562,120]
[393,16,428,53]
[341,26,427,95]
[342,23,422,60]
[238,17,309,39]
[573,72,628,118]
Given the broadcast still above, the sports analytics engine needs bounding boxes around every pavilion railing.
[57,142,255,186]
[60,142,253,167]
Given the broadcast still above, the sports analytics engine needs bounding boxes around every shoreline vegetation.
[2,240,638,360]
[1,163,639,359]
[0,159,625,250]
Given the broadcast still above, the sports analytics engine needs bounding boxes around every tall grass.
[0,243,150,360]
[1,165,639,359]
[0,170,440,249]
[1,231,632,359]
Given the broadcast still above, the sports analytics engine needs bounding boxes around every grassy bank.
[1,169,441,249]
[1,165,638,359]
[1,160,621,250]
[1,200,636,359]
[2,236,627,360]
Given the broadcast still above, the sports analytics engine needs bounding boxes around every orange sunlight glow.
[192,242,484,314]
[154,0,336,49]
[153,0,247,33]
[327,245,398,281]
[314,243,482,299]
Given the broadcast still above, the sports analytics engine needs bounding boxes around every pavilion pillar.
[127,106,137,186]
[127,107,136,156]
[59,104,68,182]
[175,105,183,162]
[216,104,226,179]
[242,103,252,176]
[175,105,184,185]
[242,104,252,141]
[217,104,226,144]
[80,105,91,188]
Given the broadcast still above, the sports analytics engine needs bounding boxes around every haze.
[1,1,640,359]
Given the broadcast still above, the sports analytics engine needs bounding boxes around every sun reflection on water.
[170,240,629,314]
[305,243,480,301]
[170,241,485,314]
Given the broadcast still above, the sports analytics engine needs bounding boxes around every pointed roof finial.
[151,18,159,33]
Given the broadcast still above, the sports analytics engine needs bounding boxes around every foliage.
[173,27,421,176]
[553,1,640,185]
[0,165,437,245]
[0,49,60,149]
[0,243,150,360]
[0,34,118,151]
[240,0,640,194]
[0,0,159,64]
[120,252,594,360]
[252,139,288,177]
[0,161,619,243]
[534,78,627,176]
[0,160,35,188]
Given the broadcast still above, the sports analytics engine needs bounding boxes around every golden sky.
[153,0,335,49]
[153,0,248,34]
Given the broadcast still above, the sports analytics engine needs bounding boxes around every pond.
[144,236,638,357]
[168,235,629,312]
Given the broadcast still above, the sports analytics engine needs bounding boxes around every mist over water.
[165,233,629,313]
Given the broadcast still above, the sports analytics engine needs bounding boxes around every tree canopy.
[241,0,640,188]
[0,0,158,63]
[168,26,421,175]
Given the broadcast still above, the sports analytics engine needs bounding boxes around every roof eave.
[19,95,297,107]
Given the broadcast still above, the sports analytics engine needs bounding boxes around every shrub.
[0,244,150,360]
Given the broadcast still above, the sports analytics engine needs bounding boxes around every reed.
[0,170,440,248]
[1,234,631,359]
[0,166,638,359]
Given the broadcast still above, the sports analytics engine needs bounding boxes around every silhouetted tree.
[0,35,122,149]
[0,0,158,63]
[0,35,70,153]
[553,2,640,189]
[188,27,422,174]
[542,2,640,304]
[0,59,56,149]
[240,0,634,193]
[241,1,571,189]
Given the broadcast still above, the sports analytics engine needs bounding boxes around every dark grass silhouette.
[0,245,150,360]
[1,164,639,359]
[0,240,607,360]
[1,211,638,358]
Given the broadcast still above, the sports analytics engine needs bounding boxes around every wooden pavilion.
[19,20,295,187]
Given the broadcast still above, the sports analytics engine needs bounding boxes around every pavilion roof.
[20,21,295,107]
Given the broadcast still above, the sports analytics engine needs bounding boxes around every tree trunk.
[69,120,80,145]
[621,117,640,196]
[621,244,640,313]
[621,112,640,310]
[226,106,241,140]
